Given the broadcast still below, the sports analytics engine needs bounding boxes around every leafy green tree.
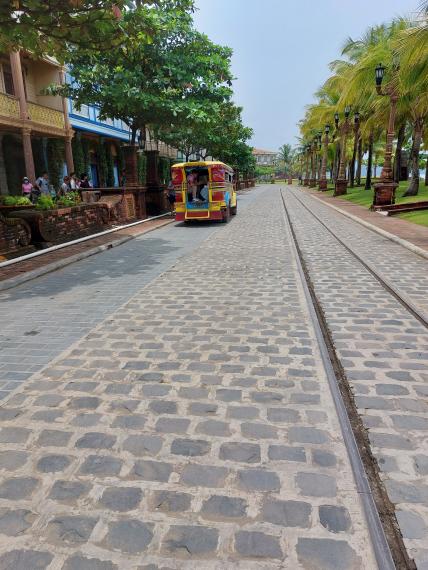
[0,0,126,59]
[54,2,233,147]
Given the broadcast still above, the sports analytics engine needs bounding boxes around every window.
[2,64,15,95]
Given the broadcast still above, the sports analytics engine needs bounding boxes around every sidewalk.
[0,217,173,290]
[303,187,428,255]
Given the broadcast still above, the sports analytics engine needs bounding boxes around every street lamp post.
[309,138,317,187]
[373,63,399,206]
[319,124,330,191]
[334,106,351,196]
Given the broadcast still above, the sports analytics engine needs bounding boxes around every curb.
[0,220,172,292]
[304,190,428,261]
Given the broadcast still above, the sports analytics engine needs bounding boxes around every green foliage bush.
[47,138,65,190]
[72,132,85,177]
[57,191,81,208]
[0,195,32,206]
[158,157,171,184]
[137,153,147,184]
[36,195,55,210]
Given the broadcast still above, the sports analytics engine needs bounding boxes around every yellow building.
[0,51,73,194]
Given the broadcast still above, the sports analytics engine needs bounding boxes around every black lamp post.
[334,108,351,196]
[373,62,399,206]
[319,124,330,191]
[304,144,311,186]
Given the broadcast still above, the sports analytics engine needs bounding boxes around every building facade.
[0,51,73,195]
[252,148,278,166]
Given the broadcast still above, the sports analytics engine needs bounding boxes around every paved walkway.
[0,188,263,398]
[0,217,173,287]
[305,187,428,254]
[0,186,375,569]
[285,186,428,569]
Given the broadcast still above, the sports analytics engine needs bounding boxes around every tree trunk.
[333,141,340,182]
[350,131,358,187]
[356,137,362,186]
[404,119,423,197]
[425,156,428,186]
[365,132,373,190]
[393,123,405,183]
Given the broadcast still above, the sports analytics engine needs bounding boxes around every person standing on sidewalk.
[21,177,33,199]
[167,180,176,216]
[36,172,50,195]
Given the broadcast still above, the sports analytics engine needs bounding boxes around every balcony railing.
[28,102,65,130]
[0,92,20,119]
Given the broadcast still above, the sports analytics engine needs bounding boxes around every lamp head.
[375,63,385,86]
[344,106,351,119]
[325,124,330,134]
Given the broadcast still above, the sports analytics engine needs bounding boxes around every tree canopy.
[53,2,235,146]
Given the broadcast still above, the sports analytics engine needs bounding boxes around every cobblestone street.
[0,185,378,569]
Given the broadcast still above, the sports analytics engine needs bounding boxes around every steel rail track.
[280,188,413,570]
[287,188,428,329]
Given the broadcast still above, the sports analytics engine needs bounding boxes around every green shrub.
[1,195,19,206]
[57,191,81,207]
[137,152,147,184]
[15,197,32,206]
[36,195,55,210]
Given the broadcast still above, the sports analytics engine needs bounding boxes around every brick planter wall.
[39,204,110,243]
[0,213,32,256]
[7,203,110,245]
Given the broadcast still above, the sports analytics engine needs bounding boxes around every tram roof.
[172,160,233,170]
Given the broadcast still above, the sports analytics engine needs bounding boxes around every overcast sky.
[193,0,419,152]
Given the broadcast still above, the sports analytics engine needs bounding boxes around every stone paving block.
[62,554,118,570]
[201,495,247,519]
[0,549,53,569]
[49,480,91,502]
[319,505,352,533]
[262,499,311,527]
[219,442,261,463]
[123,435,163,457]
[46,515,98,545]
[79,455,122,477]
[296,537,361,569]
[150,490,192,513]
[0,477,38,500]
[171,438,211,457]
[162,525,219,558]
[237,469,280,492]
[180,464,228,488]
[133,460,173,482]
[36,454,72,473]
[296,472,337,497]
[103,519,154,554]
[234,530,283,559]
[99,486,143,512]
[0,508,36,536]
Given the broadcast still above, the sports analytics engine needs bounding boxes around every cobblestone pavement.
[0,186,376,568]
[0,188,263,398]
[296,187,428,317]
[285,186,428,568]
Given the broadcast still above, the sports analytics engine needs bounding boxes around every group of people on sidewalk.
[21,172,92,202]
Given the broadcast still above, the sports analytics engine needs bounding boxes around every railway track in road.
[285,189,428,330]
[280,188,416,570]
